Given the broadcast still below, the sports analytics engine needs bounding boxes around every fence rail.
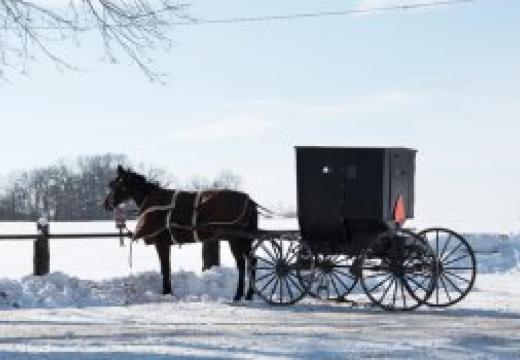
[0,232,133,240]
[0,218,220,276]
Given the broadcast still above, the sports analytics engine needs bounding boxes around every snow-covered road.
[1,302,519,359]
[1,273,519,360]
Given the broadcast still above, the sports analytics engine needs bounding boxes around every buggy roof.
[295,146,417,152]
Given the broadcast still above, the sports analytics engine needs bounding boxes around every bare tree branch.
[0,0,188,81]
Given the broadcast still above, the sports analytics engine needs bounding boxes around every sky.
[0,0,519,231]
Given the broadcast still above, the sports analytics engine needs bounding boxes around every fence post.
[202,241,220,271]
[34,218,50,276]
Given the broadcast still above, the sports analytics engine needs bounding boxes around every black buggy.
[249,147,477,311]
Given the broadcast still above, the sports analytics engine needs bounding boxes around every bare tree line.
[0,153,242,221]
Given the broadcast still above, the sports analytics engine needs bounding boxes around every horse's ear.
[117,165,125,174]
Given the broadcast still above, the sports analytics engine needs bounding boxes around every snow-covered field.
[0,220,519,359]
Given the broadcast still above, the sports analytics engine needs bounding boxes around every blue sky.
[1,0,519,230]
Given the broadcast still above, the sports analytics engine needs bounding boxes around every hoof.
[233,296,241,302]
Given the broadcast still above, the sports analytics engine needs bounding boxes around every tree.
[0,153,132,220]
[0,1,188,81]
[0,153,180,220]
[0,155,242,221]
[187,170,242,191]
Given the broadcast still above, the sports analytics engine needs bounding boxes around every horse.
[103,165,259,301]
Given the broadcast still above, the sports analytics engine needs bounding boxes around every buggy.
[249,147,477,311]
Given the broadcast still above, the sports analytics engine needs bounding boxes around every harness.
[135,190,251,244]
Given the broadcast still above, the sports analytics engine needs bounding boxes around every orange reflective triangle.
[394,195,406,225]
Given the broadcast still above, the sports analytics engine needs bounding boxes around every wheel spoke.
[331,271,354,292]
[436,275,440,304]
[369,274,392,293]
[444,270,471,284]
[254,256,275,266]
[400,278,407,308]
[270,278,280,301]
[279,277,284,304]
[439,234,452,258]
[287,273,305,294]
[256,270,276,282]
[283,241,295,262]
[316,273,326,294]
[285,246,301,264]
[329,273,343,297]
[435,231,439,256]
[379,277,395,303]
[405,274,429,292]
[392,280,398,308]
[288,266,311,280]
[442,241,464,262]
[260,243,277,262]
[407,272,431,281]
[271,241,282,259]
[441,273,464,294]
[443,253,470,267]
[258,274,277,293]
[410,274,432,286]
[284,277,294,300]
[334,269,357,281]
[439,275,452,302]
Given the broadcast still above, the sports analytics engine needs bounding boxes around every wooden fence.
[0,217,220,276]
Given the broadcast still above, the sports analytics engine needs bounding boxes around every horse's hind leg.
[229,238,248,301]
[154,236,172,295]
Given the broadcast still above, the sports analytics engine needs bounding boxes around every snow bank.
[0,267,238,310]
[465,233,520,273]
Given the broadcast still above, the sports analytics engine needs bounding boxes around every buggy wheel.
[419,228,477,307]
[360,229,436,311]
[249,234,314,305]
[309,254,358,301]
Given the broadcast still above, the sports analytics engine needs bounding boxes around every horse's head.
[104,165,139,211]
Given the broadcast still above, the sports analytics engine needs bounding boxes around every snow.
[37,217,49,227]
[0,220,519,359]
[0,269,238,310]
[466,233,520,273]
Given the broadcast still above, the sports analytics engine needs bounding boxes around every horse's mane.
[126,169,162,192]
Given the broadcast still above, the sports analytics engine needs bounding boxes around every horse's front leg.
[154,236,172,295]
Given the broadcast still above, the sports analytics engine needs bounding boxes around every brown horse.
[103,165,258,301]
